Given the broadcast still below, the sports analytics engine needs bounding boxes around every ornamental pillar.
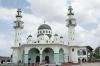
[54,53,59,65]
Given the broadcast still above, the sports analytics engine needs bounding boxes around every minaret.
[13,9,24,47]
[66,6,77,46]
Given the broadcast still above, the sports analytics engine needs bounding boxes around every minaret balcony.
[66,23,77,27]
[13,26,24,29]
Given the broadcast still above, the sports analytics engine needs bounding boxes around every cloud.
[72,0,100,27]
[71,0,100,48]
[0,8,16,56]
[0,33,13,56]
[27,0,67,22]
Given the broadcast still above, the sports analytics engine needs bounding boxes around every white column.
[40,50,42,64]
[15,28,21,46]
[68,26,75,46]
[12,48,20,63]
[24,54,28,64]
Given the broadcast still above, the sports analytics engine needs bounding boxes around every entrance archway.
[45,56,49,63]
[28,48,40,63]
[42,48,54,64]
[78,58,81,63]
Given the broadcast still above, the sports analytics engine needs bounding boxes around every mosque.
[11,6,88,65]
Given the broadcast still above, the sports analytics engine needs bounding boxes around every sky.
[0,0,100,56]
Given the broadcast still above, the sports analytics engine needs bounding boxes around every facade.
[11,6,88,65]
[0,56,11,64]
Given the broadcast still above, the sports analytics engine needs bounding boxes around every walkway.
[72,62,100,66]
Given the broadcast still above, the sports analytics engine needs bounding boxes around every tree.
[94,47,100,59]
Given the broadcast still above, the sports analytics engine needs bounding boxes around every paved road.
[72,62,100,66]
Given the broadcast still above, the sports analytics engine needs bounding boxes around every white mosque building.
[11,6,88,65]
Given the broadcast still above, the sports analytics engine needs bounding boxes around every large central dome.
[37,24,52,38]
[38,24,51,30]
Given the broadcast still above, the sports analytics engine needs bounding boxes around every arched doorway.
[42,48,54,64]
[28,48,40,63]
[36,56,40,63]
[82,58,86,63]
[82,58,85,63]
[45,56,49,63]
[78,58,81,63]
[1,60,4,64]
[59,48,64,63]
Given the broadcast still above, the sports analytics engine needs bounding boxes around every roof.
[54,34,58,36]
[38,24,51,30]
[28,34,32,37]
[60,36,63,38]
[0,56,11,60]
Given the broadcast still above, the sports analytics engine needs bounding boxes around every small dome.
[38,24,51,30]
[60,36,63,38]
[54,34,58,36]
[28,34,32,37]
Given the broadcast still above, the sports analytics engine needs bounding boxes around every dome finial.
[28,32,32,37]
[43,19,46,24]
[68,6,74,15]
[67,0,74,15]
[16,8,22,18]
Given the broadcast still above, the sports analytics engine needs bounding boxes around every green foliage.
[94,53,100,59]
[94,47,100,59]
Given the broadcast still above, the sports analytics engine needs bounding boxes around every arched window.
[49,31,50,33]
[43,30,45,33]
[46,40,48,43]
[41,38,42,40]
[46,30,48,33]
[82,50,86,55]
[34,42,36,43]
[7,60,10,62]
[52,41,54,43]
[77,50,80,55]
[40,31,42,33]
[72,48,74,52]
[38,41,39,43]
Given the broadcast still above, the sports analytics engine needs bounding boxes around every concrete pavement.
[72,62,100,66]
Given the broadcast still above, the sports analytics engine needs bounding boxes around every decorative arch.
[42,47,54,64]
[42,47,54,53]
[59,48,64,63]
[28,48,40,63]
[59,48,64,51]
